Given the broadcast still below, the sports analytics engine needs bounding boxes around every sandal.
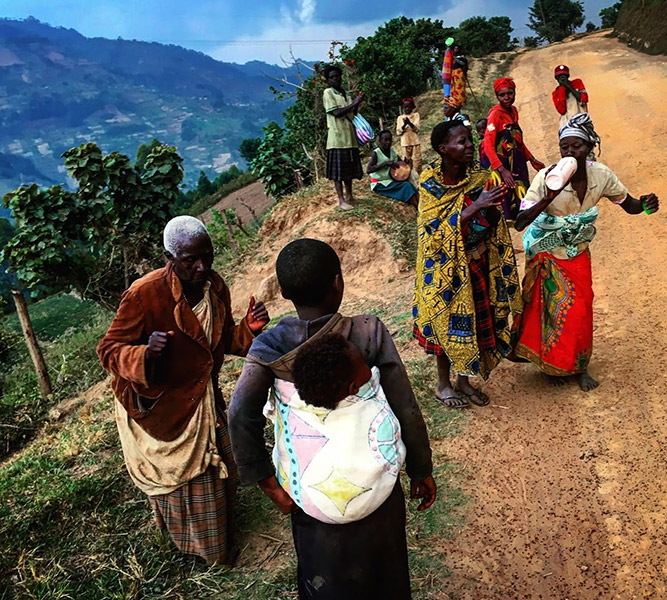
[434,395,469,409]
[455,387,490,407]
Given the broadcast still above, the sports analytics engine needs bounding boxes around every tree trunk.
[11,291,52,399]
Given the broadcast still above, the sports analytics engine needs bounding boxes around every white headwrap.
[558,113,601,155]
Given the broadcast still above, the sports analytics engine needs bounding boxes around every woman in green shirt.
[366,131,419,208]
[323,65,364,210]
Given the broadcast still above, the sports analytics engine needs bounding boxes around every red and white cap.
[554,64,570,77]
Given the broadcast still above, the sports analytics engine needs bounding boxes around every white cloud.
[210,19,379,65]
[299,0,316,23]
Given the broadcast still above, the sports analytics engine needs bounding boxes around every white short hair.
[163,216,210,256]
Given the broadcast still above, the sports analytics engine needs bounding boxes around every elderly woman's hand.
[246,296,269,333]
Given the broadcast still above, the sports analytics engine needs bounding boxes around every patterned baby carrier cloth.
[263,366,406,524]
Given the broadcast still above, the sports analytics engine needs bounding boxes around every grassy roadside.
[0,336,468,600]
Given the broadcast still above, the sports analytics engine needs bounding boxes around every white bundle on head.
[163,216,209,255]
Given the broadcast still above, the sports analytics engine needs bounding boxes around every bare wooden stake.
[11,291,52,398]
[220,210,240,252]
[239,200,258,223]
[294,169,304,189]
[235,215,251,237]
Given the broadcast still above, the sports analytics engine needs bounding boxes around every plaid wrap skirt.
[148,422,239,565]
[326,147,363,181]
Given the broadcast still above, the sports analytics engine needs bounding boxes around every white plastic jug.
[545,157,578,191]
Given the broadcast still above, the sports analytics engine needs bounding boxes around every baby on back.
[265,332,406,524]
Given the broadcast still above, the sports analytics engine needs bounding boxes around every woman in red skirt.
[513,114,659,391]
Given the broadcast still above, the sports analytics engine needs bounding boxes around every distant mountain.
[0,17,300,194]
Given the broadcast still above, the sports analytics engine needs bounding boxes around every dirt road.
[436,32,667,599]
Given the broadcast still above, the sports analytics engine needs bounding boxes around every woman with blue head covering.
[513,114,659,391]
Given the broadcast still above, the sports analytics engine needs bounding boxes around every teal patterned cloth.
[523,206,599,259]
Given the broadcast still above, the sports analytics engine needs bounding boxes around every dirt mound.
[227,180,416,319]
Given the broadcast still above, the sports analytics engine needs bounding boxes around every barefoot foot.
[578,372,599,392]
[541,372,568,387]
[338,201,354,211]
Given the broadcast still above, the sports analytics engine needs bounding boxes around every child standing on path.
[396,97,422,173]
[229,238,436,599]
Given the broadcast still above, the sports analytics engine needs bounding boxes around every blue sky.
[4,0,614,64]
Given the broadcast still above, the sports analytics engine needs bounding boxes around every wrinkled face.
[438,124,475,164]
[168,233,214,288]
[496,86,515,108]
[326,69,342,90]
[402,100,414,114]
[379,132,392,151]
[559,135,591,163]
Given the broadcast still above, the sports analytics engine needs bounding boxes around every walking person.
[513,114,659,391]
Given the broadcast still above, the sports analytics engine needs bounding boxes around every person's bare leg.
[436,354,468,408]
[408,194,419,209]
[455,374,489,406]
[578,371,599,392]
[333,181,352,210]
[343,180,354,204]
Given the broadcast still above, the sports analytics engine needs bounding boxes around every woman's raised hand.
[497,165,516,188]
[475,185,506,211]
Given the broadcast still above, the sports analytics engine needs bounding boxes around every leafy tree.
[524,36,541,47]
[239,138,262,165]
[2,143,183,310]
[457,16,517,57]
[135,138,161,171]
[585,21,598,32]
[528,0,585,42]
[196,170,214,197]
[600,1,624,28]
[0,218,16,313]
[251,122,304,198]
[341,17,456,118]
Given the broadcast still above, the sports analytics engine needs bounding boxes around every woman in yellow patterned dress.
[412,121,523,408]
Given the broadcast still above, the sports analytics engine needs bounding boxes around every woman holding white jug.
[512,114,659,392]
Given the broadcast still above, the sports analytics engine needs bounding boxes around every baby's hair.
[293,333,353,409]
[275,238,341,307]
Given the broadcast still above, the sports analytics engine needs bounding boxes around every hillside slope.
[0,17,296,192]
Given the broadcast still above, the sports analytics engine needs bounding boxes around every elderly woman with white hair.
[98,215,269,564]
[513,114,659,391]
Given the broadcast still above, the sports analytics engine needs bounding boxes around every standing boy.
[229,238,436,599]
[396,97,422,173]
[552,64,589,128]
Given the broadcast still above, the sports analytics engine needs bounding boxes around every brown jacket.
[98,263,254,441]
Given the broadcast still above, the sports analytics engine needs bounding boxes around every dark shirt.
[228,313,433,485]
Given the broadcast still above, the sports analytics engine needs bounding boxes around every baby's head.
[292,333,371,410]
[475,118,488,139]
